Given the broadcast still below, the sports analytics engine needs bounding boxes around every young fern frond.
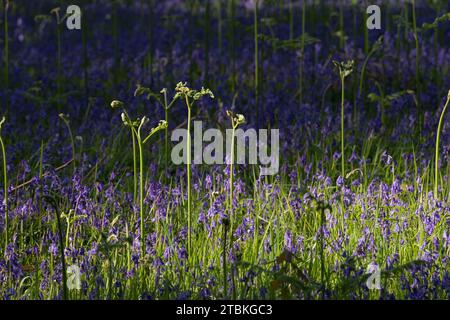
[175,82,214,254]
[111,99,166,256]
[333,60,354,178]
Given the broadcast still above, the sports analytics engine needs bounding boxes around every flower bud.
[140,116,149,127]
[236,114,245,125]
[120,112,127,124]
[111,100,124,109]
[58,113,69,121]
[134,85,145,97]
[158,120,168,129]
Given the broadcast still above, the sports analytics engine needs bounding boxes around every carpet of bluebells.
[0,0,450,300]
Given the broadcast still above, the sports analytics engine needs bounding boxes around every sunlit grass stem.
[0,117,8,249]
[135,85,178,177]
[434,90,450,198]
[185,95,192,252]
[136,118,167,256]
[136,125,145,255]
[175,83,213,255]
[334,60,354,177]
[359,36,383,106]
[364,3,369,54]
[160,89,172,174]
[340,76,345,177]
[132,128,138,203]
[222,218,228,297]
[111,100,167,255]
[229,125,235,236]
[226,111,244,300]
[226,111,244,245]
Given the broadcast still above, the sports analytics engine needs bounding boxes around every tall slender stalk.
[434,90,450,198]
[317,201,330,299]
[340,76,345,177]
[186,97,192,251]
[226,111,244,244]
[111,100,167,256]
[137,126,145,256]
[222,218,228,297]
[3,0,9,114]
[132,128,138,203]
[364,0,369,54]
[175,83,213,255]
[138,118,167,256]
[254,0,259,127]
[334,60,354,177]
[162,90,170,173]
[38,140,44,212]
[229,124,235,299]
[135,85,179,178]
[0,117,8,249]
[359,36,383,99]
[139,117,168,256]
[226,111,244,300]
[229,123,235,233]
[161,89,178,174]
[111,100,137,203]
